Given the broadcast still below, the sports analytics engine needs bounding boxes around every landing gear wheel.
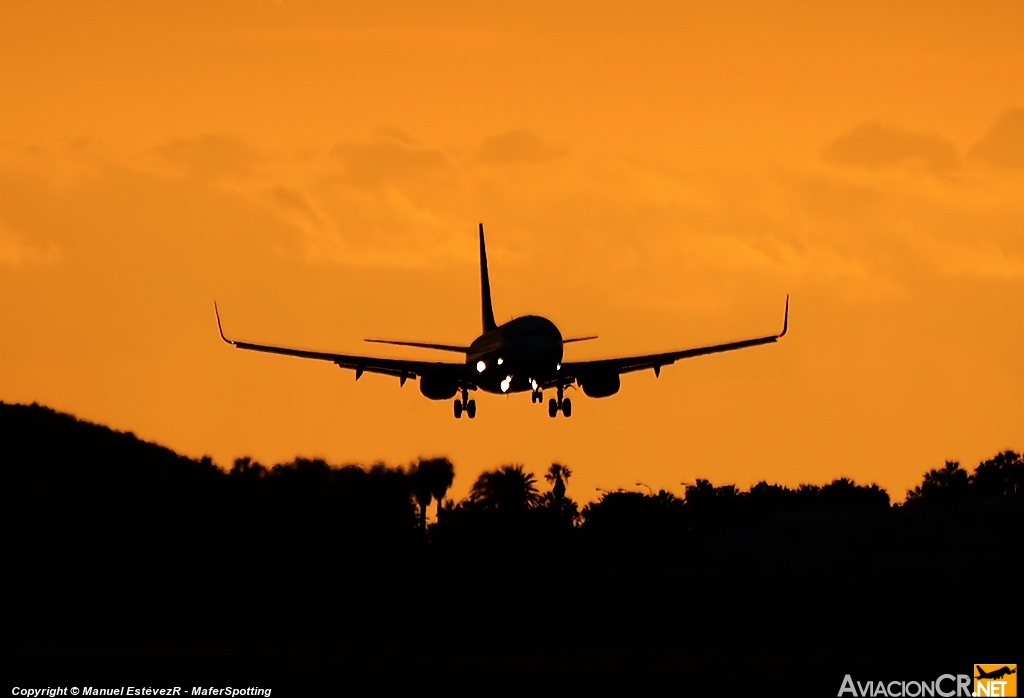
[466,399,476,419]
[561,398,572,418]
[453,399,463,419]
[548,398,558,418]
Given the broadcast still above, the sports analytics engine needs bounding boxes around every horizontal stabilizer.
[563,336,598,344]
[365,338,469,353]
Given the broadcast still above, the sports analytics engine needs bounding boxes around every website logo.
[974,665,1016,698]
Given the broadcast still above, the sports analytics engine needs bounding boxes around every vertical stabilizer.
[479,223,498,333]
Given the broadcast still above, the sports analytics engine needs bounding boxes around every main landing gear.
[453,387,476,419]
[547,385,572,418]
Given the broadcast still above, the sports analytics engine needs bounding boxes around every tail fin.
[479,223,497,333]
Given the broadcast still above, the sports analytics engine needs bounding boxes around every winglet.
[778,295,789,338]
[214,302,234,345]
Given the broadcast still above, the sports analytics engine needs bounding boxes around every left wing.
[215,303,470,386]
[555,296,788,384]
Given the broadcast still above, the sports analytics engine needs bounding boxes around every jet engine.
[580,370,620,398]
[419,365,460,400]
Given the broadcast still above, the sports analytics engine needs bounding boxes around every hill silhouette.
[1,401,1020,685]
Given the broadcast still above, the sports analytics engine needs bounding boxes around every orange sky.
[2,1,1023,502]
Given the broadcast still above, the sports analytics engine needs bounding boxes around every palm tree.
[470,465,540,510]
[410,463,433,530]
[970,451,1023,498]
[907,460,969,503]
[545,463,572,502]
[418,457,455,521]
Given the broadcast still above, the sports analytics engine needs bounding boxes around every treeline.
[4,401,1019,536]
[1,401,1021,681]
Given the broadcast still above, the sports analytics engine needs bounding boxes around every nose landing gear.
[547,386,572,418]
[453,387,476,419]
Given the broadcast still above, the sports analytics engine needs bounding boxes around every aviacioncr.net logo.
[838,674,972,697]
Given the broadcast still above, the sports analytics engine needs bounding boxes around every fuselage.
[466,315,563,394]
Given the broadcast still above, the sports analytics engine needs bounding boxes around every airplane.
[976,666,1016,681]
[215,224,789,419]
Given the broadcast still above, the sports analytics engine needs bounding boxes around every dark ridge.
[0,400,220,485]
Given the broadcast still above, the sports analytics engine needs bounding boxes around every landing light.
[531,379,538,390]
[476,360,486,373]
[501,375,512,393]
[497,358,504,366]
[556,363,561,371]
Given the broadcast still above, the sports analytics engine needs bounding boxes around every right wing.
[215,303,471,385]
[554,296,788,385]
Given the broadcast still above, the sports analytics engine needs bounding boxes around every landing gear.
[548,385,572,418]
[454,388,476,419]
[531,389,543,404]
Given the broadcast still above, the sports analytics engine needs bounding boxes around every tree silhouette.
[6,399,1024,681]
[970,450,1023,499]
[819,477,890,510]
[683,478,740,526]
[545,463,571,503]
[539,463,580,526]
[230,456,267,484]
[410,464,434,530]
[413,457,456,524]
[907,460,970,503]
[470,464,540,510]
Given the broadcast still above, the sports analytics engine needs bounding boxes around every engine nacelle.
[419,365,459,400]
[580,370,620,398]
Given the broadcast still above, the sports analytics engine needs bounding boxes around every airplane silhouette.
[976,666,1017,680]
[216,224,789,418]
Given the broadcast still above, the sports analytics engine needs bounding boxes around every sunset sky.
[2,1,1022,502]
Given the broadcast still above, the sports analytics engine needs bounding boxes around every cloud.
[967,108,1024,169]
[155,135,262,180]
[8,128,1019,299]
[821,122,961,174]
[473,129,569,167]
[0,218,59,266]
[331,132,454,190]
[920,238,1024,279]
